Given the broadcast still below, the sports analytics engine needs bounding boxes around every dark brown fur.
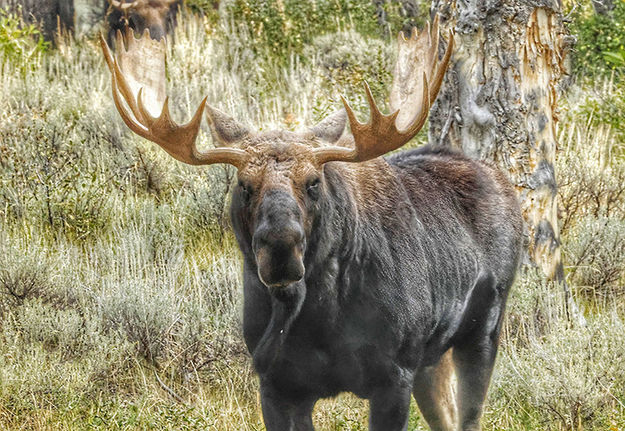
[228,139,523,430]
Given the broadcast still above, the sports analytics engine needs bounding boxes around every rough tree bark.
[428,0,573,282]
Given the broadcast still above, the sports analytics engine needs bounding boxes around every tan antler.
[314,15,453,165]
[110,0,179,11]
[110,0,137,11]
[100,30,249,167]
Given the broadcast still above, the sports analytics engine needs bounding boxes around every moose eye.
[306,178,321,200]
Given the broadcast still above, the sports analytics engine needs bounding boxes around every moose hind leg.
[413,349,457,431]
[452,334,499,431]
[452,272,507,431]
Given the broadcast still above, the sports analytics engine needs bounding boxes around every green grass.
[0,4,624,430]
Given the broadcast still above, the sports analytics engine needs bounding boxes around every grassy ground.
[1,2,625,430]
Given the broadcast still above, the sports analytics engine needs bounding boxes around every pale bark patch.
[519,7,564,280]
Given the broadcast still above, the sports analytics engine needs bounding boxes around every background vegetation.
[0,0,624,429]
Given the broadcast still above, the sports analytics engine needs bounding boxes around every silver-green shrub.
[564,217,625,296]
[489,271,625,430]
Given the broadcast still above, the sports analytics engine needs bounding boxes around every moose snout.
[253,224,305,288]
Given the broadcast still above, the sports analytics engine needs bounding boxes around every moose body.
[101,17,523,430]
[233,143,522,430]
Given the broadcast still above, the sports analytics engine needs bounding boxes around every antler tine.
[100,33,249,167]
[102,31,144,125]
[114,57,147,124]
[110,0,135,10]
[363,82,383,123]
[428,30,454,105]
[427,16,440,78]
[314,16,453,165]
[400,72,430,138]
[136,88,155,122]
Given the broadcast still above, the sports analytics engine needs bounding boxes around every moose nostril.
[254,238,305,288]
[252,235,268,254]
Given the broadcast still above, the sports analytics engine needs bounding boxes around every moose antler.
[314,16,453,164]
[100,29,249,167]
[110,0,135,10]
[109,0,179,10]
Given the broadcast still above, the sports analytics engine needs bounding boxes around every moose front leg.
[260,381,315,431]
[368,383,413,431]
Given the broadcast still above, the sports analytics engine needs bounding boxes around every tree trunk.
[428,0,572,282]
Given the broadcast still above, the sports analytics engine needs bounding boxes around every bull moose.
[106,0,181,42]
[100,17,523,431]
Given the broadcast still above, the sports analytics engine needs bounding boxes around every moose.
[106,0,181,42]
[100,16,523,431]
[0,0,74,41]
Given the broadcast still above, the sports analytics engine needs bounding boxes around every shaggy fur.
[230,143,523,431]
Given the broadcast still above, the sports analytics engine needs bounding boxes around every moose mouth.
[255,246,306,289]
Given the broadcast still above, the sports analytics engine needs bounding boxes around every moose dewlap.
[100,16,523,431]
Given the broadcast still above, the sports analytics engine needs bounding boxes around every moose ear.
[205,104,251,147]
[310,109,346,144]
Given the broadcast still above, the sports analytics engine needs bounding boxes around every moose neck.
[309,159,403,267]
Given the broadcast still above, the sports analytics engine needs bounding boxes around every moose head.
[100,20,453,290]
[108,0,181,41]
